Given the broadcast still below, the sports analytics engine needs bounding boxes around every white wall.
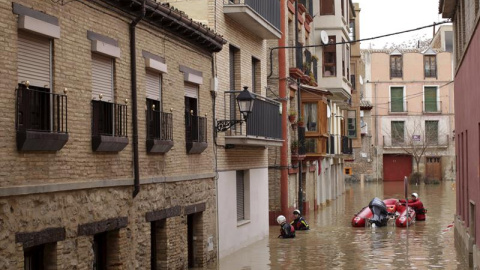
[218,168,269,258]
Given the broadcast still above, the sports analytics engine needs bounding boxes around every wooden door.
[383,155,412,181]
[425,157,442,181]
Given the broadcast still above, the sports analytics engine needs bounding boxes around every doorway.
[425,157,442,181]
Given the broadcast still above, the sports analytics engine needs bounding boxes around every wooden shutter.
[18,31,51,88]
[185,82,198,99]
[236,171,245,221]
[146,70,161,101]
[390,87,404,112]
[424,86,437,112]
[92,54,113,101]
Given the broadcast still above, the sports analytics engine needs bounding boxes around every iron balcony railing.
[16,85,68,133]
[388,101,408,113]
[224,0,280,30]
[185,114,207,143]
[146,110,173,141]
[422,101,442,113]
[341,136,353,154]
[383,134,450,147]
[326,135,335,154]
[224,91,282,140]
[91,100,128,137]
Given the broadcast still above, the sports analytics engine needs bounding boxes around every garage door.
[383,155,412,181]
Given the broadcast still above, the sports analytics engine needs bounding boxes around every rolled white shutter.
[146,70,161,101]
[185,82,198,99]
[17,31,51,88]
[92,53,113,101]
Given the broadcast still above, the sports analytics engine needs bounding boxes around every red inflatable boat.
[394,201,416,227]
[351,198,398,227]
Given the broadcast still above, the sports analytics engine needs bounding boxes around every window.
[341,0,345,18]
[425,120,439,144]
[342,39,346,77]
[350,63,356,90]
[391,121,405,144]
[93,232,108,270]
[320,0,335,15]
[347,110,356,138]
[444,31,453,52]
[323,36,336,77]
[92,53,114,102]
[252,57,260,94]
[24,244,57,270]
[390,55,402,78]
[185,83,202,143]
[229,45,240,122]
[424,86,439,112]
[303,103,318,132]
[349,20,355,41]
[424,55,437,77]
[236,170,250,222]
[146,71,169,142]
[390,86,405,112]
[17,31,52,132]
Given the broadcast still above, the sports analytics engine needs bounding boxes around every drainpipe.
[279,0,288,215]
[131,0,146,198]
[295,0,304,214]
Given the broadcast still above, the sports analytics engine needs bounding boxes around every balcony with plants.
[223,0,281,39]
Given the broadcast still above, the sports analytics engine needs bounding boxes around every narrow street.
[214,182,469,269]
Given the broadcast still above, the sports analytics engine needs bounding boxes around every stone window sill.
[237,220,251,227]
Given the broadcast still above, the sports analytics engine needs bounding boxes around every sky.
[357,0,446,49]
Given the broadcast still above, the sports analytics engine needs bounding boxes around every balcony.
[341,136,353,154]
[383,134,450,149]
[146,110,173,153]
[298,0,313,16]
[423,101,442,114]
[223,91,282,147]
[185,114,207,154]
[91,100,128,152]
[388,101,408,114]
[223,0,281,39]
[16,85,68,151]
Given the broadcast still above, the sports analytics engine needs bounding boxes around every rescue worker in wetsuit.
[291,209,310,230]
[400,192,427,220]
[277,215,295,238]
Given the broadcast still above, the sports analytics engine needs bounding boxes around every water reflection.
[214,182,469,269]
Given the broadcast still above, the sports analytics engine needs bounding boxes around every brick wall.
[0,0,218,268]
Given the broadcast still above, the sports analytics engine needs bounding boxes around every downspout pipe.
[131,0,146,198]
[279,0,288,216]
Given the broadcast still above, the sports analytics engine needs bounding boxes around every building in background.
[362,39,455,182]
[439,0,480,268]
[161,0,283,258]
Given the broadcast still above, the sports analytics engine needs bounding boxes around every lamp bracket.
[216,119,244,132]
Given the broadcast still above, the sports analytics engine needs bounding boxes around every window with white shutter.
[17,31,51,89]
[184,82,198,99]
[92,53,114,101]
[146,70,161,101]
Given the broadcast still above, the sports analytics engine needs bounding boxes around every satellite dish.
[359,75,364,86]
[327,105,331,118]
[320,30,329,45]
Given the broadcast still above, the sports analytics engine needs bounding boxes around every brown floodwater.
[212,181,470,270]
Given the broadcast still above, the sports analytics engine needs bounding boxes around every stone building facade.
[0,0,225,268]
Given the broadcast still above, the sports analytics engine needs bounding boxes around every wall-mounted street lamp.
[216,86,255,132]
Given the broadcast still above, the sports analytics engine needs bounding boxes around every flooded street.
[215,181,469,269]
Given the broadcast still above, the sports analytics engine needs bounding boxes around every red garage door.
[383,155,412,181]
